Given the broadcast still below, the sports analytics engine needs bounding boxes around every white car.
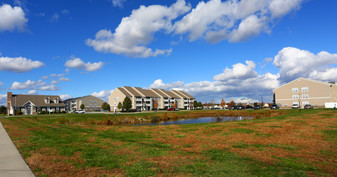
[292,104,299,109]
[75,110,85,114]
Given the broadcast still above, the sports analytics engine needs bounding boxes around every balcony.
[136,98,142,101]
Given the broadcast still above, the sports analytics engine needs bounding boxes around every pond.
[136,116,253,126]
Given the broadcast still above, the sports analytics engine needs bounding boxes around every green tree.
[198,102,202,108]
[117,102,122,110]
[193,101,198,108]
[0,105,7,115]
[123,97,132,111]
[101,102,110,111]
[80,104,85,110]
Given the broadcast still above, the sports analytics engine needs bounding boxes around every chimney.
[7,92,12,116]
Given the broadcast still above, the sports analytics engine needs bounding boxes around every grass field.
[1,109,336,176]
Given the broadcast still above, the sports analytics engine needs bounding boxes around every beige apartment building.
[273,78,337,108]
[108,86,195,111]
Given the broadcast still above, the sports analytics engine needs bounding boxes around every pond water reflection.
[137,116,253,126]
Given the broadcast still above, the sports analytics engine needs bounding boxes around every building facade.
[7,92,65,115]
[273,78,337,108]
[109,86,195,111]
[63,95,104,112]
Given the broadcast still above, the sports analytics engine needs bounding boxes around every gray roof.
[171,90,186,98]
[123,86,142,97]
[151,88,168,98]
[133,87,160,97]
[178,90,195,99]
[11,94,65,107]
[160,89,180,98]
[64,95,104,102]
[118,87,132,97]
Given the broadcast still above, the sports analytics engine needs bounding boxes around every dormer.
[54,97,59,104]
[45,97,50,104]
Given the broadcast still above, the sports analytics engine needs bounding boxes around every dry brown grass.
[1,109,336,176]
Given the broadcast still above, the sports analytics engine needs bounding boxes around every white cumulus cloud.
[65,58,104,71]
[213,60,257,81]
[174,0,302,43]
[0,57,44,72]
[10,80,46,90]
[91,90,113,102]
[273,47,337,82]
[0,4,28,32]
[150,60,280,102]
[86,0,191,57]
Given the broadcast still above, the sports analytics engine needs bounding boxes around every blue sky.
[1,0,337,104]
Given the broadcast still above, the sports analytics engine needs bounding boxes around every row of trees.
[117,97,132,111]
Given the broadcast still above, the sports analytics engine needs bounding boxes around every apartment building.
[273,78,337,108]
[109,86,195,111]
[7,92,65,115]
[63,95,104,112]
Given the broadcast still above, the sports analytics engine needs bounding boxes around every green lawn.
[1,109,336,176]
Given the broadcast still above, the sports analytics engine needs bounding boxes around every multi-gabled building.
[273,78,337,108]
[7,92,65,115]
[108,86,195,111]
[63,95,104,112]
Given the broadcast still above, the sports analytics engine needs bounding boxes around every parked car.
[229,105,245,110]
[245,105,254,109]
[254,105,262,110]
[270,104,279,109]
[304,104,313,109]
[75,110,85,114]
[167,108,175,111]
[292,103,299,109]
[175,108,180,111]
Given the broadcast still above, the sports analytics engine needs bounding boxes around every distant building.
[273,78,337,108]
[63,95,104,112]
[109,86,195,111]
[7,92,65,115]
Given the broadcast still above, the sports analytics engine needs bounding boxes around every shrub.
[15,110,23,115]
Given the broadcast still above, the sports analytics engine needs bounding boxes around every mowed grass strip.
[0,109,336,176]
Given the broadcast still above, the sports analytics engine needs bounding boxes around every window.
[292,95,299,99]
[292,88,298,92]
[90,100,92,103]
[117,97,119,100]
[45,97,50,104]
[302,94,309,99]
[302,101,309,106]
[301,87,308,92]
[114,98,116,100]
